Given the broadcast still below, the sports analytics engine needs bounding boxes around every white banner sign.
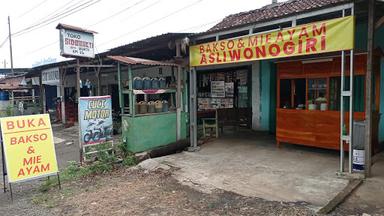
[42,67,60,85]
[60,29,95,58]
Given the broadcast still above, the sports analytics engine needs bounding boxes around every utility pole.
[365,0,375,178]
[3,60,6,68]
[8,16,14,75]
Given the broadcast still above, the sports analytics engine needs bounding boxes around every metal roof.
[30,32,189,75]
[104,33,191,56]
[107,56,179,67]
[56,23,97,34]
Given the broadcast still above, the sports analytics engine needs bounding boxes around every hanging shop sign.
[59,28,95,58]
[0,114,58,183]
[42,67,60,85]
[190,16,354,67]
[79,96,113,146]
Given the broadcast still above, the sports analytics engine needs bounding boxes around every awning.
[107,56,179,67]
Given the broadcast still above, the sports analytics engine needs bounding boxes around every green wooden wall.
[259,60,276,132]
[377,26,384,144]
[122,112,187,153]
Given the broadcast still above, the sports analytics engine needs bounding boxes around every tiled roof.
[208,0,351,33]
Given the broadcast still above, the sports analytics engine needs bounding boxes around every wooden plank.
[317,179,363,214]
[276,109,365,150]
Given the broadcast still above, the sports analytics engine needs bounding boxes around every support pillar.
[176,65,182,141]
[76,59,81,100]
[365,0,375,178]
[60,68,66,124]
[188,68,199,151]
[39,72,44,114]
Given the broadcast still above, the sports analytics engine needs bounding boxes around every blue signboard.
[79,96,113,146]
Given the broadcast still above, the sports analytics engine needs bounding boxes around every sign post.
[1,135,6,193]
[56,24,97,163]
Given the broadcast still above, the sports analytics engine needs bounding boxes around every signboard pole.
[1,136,6,193]
[77,59,84,164]
[9,182,13,202]
[57,173,61,189]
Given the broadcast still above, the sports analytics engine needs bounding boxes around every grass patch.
[32,193,56,208]
[37,142,138,194]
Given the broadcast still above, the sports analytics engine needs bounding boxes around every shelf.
[308,88,326,90]
[122,88,177,95]
[122,111,176,117]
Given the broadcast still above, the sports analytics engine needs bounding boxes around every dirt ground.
[1,125,382,215]
[35,168,316,216]
[1,165,382,216]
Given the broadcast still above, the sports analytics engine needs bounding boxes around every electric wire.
[26,2,218,55]
[25,0,161,54]
[116,0,162,23]
[16,0,50,19]
[98,0,204,48]
[176,18,221,32]
[0,36,9,49]
[0,0,80,49]
[31,0,83,26]
[13,0,101,37]
[89,0,148,27]
[12,0,211,58]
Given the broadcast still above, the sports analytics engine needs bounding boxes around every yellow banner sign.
[1,114,58,183]
[190,16,354,67]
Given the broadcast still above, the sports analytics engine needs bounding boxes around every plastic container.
[135,102,139,114]
[0,91,9,100]
[159,78,166,89]
[142,77,151,90]
[162,100,169,112]
[353,150,365,171]
[151,78,160,89]
[0,91,10,116]
[320,103,327,111]
[147,101,155,113]
[133,77,143,89]
[154,100,163,113]
[138,101,148,114]
[308,104,317,110]
[352,121,365,172]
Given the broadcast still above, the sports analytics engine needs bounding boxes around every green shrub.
[122,155,137,167]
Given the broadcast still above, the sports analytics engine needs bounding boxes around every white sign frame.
[60,28,95,58]
[42,67,60,85]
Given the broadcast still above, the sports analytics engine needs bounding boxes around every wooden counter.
[276,109,365,150]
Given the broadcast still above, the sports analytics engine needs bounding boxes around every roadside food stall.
[276,52,381,153]
[108,56,187,152]
[188,10,383,174]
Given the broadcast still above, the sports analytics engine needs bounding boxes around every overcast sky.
[0,0,283,68]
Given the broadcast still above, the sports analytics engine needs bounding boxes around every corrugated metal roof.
[207,0,351,33]
[105,33,190,56]
[107,56,179,67]
[56,23,97,34]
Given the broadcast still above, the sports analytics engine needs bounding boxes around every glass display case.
[308,78,327,111]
